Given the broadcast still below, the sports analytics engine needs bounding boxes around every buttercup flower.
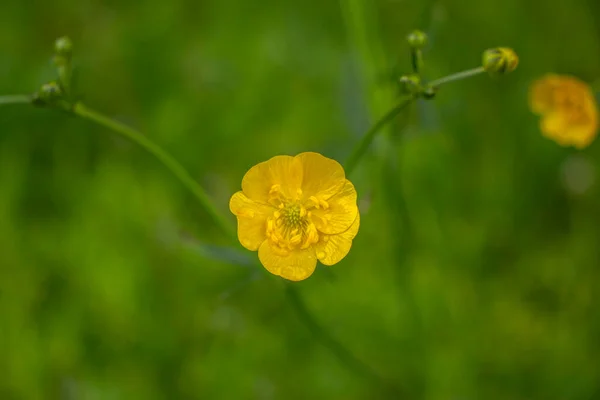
[230,152,360,281]
[529,74,599,149]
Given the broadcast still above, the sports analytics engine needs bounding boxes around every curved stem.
[0,94,32,106]
[428,66,485,88]
[72,102,237,241]
[344,94,414,175]
[1,91,407,392]
[285,285,403,396]
[411,49,423,75]
[70,101,391,392]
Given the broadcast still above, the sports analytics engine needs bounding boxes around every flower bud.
[482,47,519,75]
[399,74,422,95]
[32,81,63,106]
[55,36,73,58]
[407,30,428,49]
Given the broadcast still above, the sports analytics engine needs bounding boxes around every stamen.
[265,198,321,252]
[309,196,320,209]
[269,184,281,194]
[290,234,302,245]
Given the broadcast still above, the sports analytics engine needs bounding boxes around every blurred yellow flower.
[230,152,360,281]
[529,74,598,149]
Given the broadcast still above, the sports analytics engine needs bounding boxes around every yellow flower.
[230,152,360,281]
[529,74,599,149]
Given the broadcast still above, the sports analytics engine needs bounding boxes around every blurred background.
[2,0,600,399]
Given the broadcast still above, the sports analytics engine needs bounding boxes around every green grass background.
[2,0,600,399]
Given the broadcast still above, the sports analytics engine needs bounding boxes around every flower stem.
[2,89,399,392]
[411,49,423,74]
[0,94,32,106]
[285,285,403,396]
[69,101,393,393]
[427,66,485,88]
[344,94,414,175]
[71,102,237,241]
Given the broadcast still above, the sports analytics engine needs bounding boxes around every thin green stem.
[69,101,373,388]
[411,49,423,75]
[2,87,407,394]
[72,102,237,241]
[340,0,396,137]
[57,64,72,96]
[0,94,31,106]
[71,102,395,392]
[344,95,414,175]
[0,81,408,395]
[427,66,485,88]
[285,285,403,396]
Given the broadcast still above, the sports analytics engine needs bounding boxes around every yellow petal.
[242,155,303,203]
[258,241,317,281]
[296,152,346,201]
[314,211,360,266]
[312,179,358,235]
[571,130,597,149]
[563,124,598,149]
[540,112,568,142]
[229,191,273,251]
[540,110,598,149]
[529,74,561,115]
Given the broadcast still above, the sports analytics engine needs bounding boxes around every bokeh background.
[2,0,600,399]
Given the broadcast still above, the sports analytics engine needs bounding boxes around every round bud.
[399,74,422,95]
[35,81,63,105]
[407,30,428,49]
[482,47,519,75]
[55,36,73,58]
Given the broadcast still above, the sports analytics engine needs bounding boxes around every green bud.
[482,47,519,75]
[32,81,63,106]
[407,30,427,49]
[40,81,62,100]
[55,36,73,58]
[399,74,422,95]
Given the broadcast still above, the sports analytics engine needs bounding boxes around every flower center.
[265,186,319,254]
[283,203,304,228]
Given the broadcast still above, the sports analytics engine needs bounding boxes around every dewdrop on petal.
[482,47,519,75]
